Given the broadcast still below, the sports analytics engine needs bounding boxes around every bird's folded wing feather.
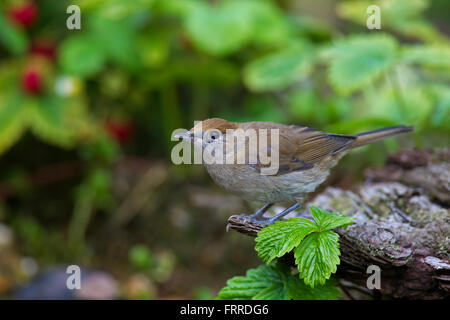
[241,122,356,175]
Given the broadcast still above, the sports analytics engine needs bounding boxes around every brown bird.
[176,118,413,225]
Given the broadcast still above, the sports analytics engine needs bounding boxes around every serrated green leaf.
[326,35,397,94]
[286,276,341,300]
[184,0,253,55]
[294,231,341,288]
[0,14,29,54]
[0,92,27,155]
[255,218,317,263]
[244,46,314,92]
[59,35,106,78]
[253,284,288,300]
[217,262,342,300]
[310,206,354,231]
[216,264,289,300]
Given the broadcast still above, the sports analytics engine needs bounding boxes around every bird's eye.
[208,130,220,141]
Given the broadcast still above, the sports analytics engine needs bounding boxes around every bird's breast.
[203,162,332,203]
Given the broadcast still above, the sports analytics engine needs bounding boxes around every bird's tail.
[351,125,414,148]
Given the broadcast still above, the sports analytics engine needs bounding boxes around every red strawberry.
[104,120,135,143]
[8,1,38,28]
[21,68,42,94]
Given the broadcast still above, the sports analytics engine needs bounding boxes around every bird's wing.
[242,122,356,175]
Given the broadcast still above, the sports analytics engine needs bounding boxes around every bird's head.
[175,118,237,149]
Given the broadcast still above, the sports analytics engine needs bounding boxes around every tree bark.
[227,149,450,299]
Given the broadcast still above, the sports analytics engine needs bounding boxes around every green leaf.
[153,0,201,17]
[372,87,433,128]
[216,264,289,300]
[185,0,290,54]
[254,207,353,288]
[89,15,138,69]
[294,231,341,288]
[0,14,28,54]
[240,0,290,48]
[288,87,319,121]
[286,277,341,300]
[0,92,27,155]
[337,0,444,43]
[427,85,450,128]
[244,95,287,123]
[59,35,106,77]
[184,0,253,55]
[253,284,288,300]
[244,46,314,92]
[338,0,429,26]
[401,45,450,69]
[255,218,317,263]
[392,18,444,44]
[85,0,154,19]
[217,262,342,300]
[325,34,397,94]
[310,206,354,231]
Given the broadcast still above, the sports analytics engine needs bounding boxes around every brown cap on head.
[191,118,237,133]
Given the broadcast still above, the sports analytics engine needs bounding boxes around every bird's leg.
[260,203,301,226]
[248,203,273,220]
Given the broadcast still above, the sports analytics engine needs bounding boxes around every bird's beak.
[174,131,193,142]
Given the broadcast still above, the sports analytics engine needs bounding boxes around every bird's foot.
[232,203,303,227]
[253,216,278,226]
[233,213,269,224]
[232,213,292,227]
[235,203,274,224]
[226,213,266,232]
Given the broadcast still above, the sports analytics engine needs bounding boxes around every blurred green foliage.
[129,244,176,283]
[0,0,448,299]
[0,0,448,158]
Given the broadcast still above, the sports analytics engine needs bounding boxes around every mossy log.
[227,149,450,299]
